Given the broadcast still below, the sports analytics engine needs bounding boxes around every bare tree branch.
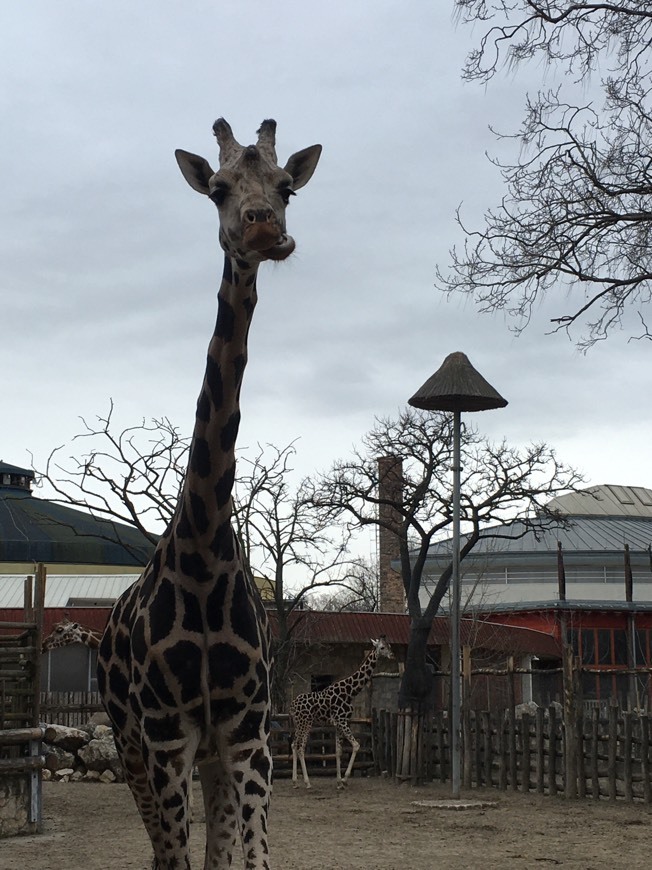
[439,2,652,348]
[306,407,582,708]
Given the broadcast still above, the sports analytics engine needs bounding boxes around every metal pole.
[451,409,462,798]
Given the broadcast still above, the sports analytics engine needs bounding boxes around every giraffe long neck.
[335,649,379,701]
[81,630,101,650]
[171,255,258,559]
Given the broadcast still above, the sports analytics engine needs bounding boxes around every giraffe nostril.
[245,208,273,224]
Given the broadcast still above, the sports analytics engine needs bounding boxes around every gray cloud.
[3,1,651,499]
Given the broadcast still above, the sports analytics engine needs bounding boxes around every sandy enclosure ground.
[3,777,652,870]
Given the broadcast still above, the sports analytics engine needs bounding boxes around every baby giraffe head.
[42,619,86,651]
[175,118,321,263]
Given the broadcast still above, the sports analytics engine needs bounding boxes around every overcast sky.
[3,1,652,512]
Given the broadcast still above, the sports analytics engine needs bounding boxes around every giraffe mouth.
[261,233,296,261]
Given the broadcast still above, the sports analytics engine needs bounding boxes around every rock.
[42,769,52,781]
[43,724,91,753]
[55,768,75,779]
[45,747,76,772]
[83,770,102,782]
[78,731,122,779]
[89,711,111,727]
[99,769,117,783]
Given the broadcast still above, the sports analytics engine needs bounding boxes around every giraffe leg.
[200,746,272,870]
[197,758,237,868]
[334,730,343,788]
[337,723,360,787]
[292,732,311,789]
[115,732,197,870]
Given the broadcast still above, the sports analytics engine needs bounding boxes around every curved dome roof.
[547,484,652,519]
[425,484,652,564]
[0,462,155,567]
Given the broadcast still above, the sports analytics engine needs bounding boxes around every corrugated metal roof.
[548,484,652,518]
[0,489,155,566]
[0,574,140,608]
[0,605,561,658]
[425,515,652,562]
[269,610,560,657]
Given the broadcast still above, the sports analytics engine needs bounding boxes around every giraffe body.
[290,637,394,789]
[97,118,321,870]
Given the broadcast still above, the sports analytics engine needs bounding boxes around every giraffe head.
[372,636,394,661]
[42,619,91,651]
[175,118,321,263]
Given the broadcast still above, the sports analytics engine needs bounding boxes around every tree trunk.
[396,617,434,782]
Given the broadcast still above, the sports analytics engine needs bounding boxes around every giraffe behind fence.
[290,637,394,789]
[42,619,102,653]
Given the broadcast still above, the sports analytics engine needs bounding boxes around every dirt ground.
[4,777,652,869]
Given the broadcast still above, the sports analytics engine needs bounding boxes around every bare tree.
[437,2,652,348]
[309,558,380,613]
[233,442,370,709]
[41,401,187,543]
[307,408,583,710]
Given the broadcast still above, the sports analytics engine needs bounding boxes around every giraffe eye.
[278,186,295,206]
[210,183,229,207]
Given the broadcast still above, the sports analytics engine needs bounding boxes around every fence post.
[563,645,578,798]
[608,700,618,802]
[521,712,531,793]
[590,707,600,800]
[548,705,558,797]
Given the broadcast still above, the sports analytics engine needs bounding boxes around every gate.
[0,567,46,837]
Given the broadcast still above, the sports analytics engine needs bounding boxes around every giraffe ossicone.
[290,637,394,790]
[97,118,321,870]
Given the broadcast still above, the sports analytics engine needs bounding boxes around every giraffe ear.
[283,144,322,191]
[175,149,215,195]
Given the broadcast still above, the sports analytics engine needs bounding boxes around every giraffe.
[290,637,394,790]
[41,618,102,653]
[97,118,321,870]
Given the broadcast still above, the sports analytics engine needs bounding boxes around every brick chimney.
[377,455,406,613]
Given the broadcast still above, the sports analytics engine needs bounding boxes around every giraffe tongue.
[262,233,296,261]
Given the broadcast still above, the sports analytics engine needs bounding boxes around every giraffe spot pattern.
[190,437,211,478]
[205,355,224,408]
[230,575,261,649]
[149,579,177,645]
[220,411,241,452]
[215,297,235,342]
[210,521,235,559]
[145,661,178,707]
[205,577,227,631]
[179,550,213,583]
[208,643,251,689]
[142,713,182,743]
[180,588,204,632]
[163,641,203,703]
[189,491,209,534]
[214,464,236,510]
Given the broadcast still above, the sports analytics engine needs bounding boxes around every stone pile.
[41,714,123,783]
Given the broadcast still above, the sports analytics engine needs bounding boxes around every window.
[41,645,94,692]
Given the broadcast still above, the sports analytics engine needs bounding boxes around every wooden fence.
[373,704,652,802]
[270,714,373,779]
[37,700,375,780]
[39,692,105,727]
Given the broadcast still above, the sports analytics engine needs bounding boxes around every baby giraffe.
[290,637,394,789]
